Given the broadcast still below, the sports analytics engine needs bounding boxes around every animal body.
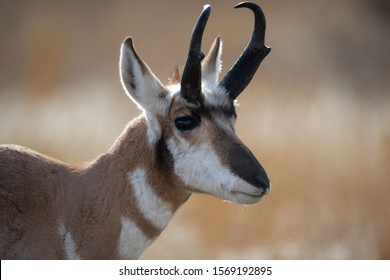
[0,2,271,259]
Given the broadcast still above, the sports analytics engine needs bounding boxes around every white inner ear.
[202,37,223,85]
[119,41,144,107]
[119,38,170,116]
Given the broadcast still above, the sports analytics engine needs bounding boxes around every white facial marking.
[128,169,173,230]
[167,138,263,204]
[118,217,153,259]
[58,224,80,260]
[202,84,230,107]
[145,112,161,145]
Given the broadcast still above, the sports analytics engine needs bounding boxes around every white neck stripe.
[128,168,173,230]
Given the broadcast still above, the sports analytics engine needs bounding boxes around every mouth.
[231,190,268,204]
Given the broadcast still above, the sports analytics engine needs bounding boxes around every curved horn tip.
[234,2,261,10]
[199,4,211,21]
[203,4,211,12]
[122,37,134,47]
[234,2,266,22]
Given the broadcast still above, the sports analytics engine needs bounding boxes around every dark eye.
[174,116,199,131]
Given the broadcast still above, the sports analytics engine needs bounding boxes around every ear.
[120,37,169,115]
[202,36,222,84]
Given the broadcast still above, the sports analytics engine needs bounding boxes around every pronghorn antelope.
[0,2,271,259]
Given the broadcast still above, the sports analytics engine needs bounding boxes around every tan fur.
[0,114,189,259]
[170,68,181,85]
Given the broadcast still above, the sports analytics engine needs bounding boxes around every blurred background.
[0,0,389,259]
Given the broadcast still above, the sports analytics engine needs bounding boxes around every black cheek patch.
[155,138,174,172]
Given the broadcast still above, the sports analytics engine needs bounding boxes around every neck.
[68,114,190,259]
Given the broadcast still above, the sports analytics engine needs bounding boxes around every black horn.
[219,2,271,100]
[181,5,211,104]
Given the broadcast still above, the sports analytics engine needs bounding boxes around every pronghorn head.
[119,2,271,204]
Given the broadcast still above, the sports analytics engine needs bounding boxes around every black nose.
[226,141,270,193]
[254,174,270,194]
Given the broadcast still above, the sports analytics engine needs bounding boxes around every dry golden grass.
[1,0,389,259]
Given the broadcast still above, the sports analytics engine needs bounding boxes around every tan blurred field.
[1,0,389,259]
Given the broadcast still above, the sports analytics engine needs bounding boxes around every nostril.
[254,174,270,193]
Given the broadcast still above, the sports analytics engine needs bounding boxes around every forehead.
[168,84,237,118]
